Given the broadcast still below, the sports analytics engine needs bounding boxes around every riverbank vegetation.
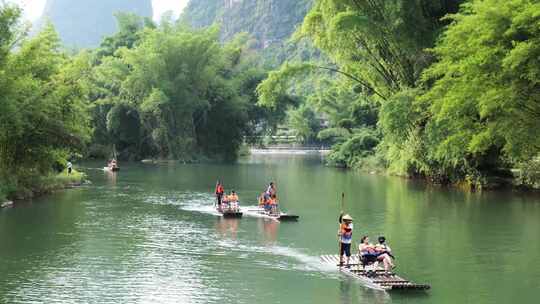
[0,5,91,200]
[257,0,540,189]
[86,15,276,161]
[0,4,281,200]
[1,0,539,197]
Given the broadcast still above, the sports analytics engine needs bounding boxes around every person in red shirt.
[215,181,224,207]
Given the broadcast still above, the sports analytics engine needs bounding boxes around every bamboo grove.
[257,0,540,189]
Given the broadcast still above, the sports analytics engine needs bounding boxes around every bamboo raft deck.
[216,207,243,219]
[320,254,430,291]
[245,207,299,221]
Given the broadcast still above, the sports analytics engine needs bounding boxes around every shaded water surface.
[1,154,539,303]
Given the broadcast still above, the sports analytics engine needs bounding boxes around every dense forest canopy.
[88,16,272,161]
[1,0,539,201]
[0,3,279,200]
[0,5,91,199]
[257,0,540,189]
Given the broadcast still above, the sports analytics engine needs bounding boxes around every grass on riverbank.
[0,169,86,201]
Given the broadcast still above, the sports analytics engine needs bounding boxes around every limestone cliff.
[38,0,153,47]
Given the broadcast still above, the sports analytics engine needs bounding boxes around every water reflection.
[104,169,117,186]
[2,157,539,304]
[338,279,391,304]
[339,280,354,304]
[215,218,240,240]
[257,218,279,244]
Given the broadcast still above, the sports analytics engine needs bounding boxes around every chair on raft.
[359,253,380,274]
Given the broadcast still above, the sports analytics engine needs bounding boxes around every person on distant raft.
[269,194,279,214]
[109,158,117,169]
[337,213,354,266]
[260,182,276,212]
[67,161,73,174]
[266,182,276,197]
[215,181,225,208]
[228,190,239,202]
[227,190,239,211]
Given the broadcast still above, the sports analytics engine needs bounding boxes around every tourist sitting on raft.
[268,194,278,214]
[359,236,395,273]
[259,193,279,214]
[258,182,279,214]
[228,190,239,203]
[222,191,239,211]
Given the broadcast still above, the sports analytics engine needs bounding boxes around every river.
[1,154,539,304]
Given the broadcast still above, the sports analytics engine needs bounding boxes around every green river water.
[1,154,539,304]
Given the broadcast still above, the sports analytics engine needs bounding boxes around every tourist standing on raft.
[266,182,276,197]
[261,182,277,207]
[108,158,117,170]
[338,213,354,266]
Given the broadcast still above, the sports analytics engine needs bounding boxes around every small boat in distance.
[255,193,299,221]
[247,207,299,221]
[216,190,242,218]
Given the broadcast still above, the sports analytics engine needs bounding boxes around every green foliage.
[257,0,462,169]
[257,0,539,189]
[87,19,271,161]
[420,0,540,171]
[286,104,322,144]
[0,4,90,199]
[257,63,315,108]
[96,13,154,59]
[299,0,462,100]
[326,128,380,167]
[373,0,540,187]
[0,3,20,64]
[515,158,540,189]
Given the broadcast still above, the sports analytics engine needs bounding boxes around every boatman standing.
[338,213,354,266]
[266,182,276,197]
[215,181,225,207]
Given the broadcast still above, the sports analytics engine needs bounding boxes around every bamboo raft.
[216,204,243,219]
[246,207,299,221]
[217,209,243,218]
[320,254,430,291]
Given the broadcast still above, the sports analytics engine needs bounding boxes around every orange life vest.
[215,185,224,195]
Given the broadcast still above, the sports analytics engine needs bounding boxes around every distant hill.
[181,0,315,66]
[37,0,153,48]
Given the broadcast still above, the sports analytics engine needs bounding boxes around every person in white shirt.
[337,214,354,266]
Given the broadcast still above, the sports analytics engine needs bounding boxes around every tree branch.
[312,64,387,100]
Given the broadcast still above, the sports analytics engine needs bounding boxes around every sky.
[9,0,189,21]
